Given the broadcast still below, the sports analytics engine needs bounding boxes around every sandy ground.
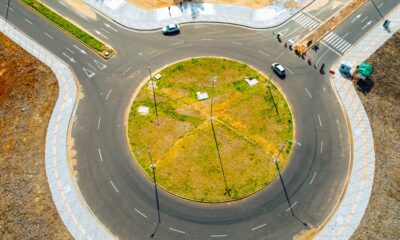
[0,33,72,239]
[127,0,299,9]
[62,0,97,20]
[350,31,400,240]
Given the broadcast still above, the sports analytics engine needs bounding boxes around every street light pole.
[370,0,384,19]
[209,76,230,197]
[5,0,11,21]
[138,52,160,126]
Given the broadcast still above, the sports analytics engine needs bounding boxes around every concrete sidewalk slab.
[84,0,314,30]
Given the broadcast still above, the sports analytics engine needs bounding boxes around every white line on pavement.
[231,41,242,45]
[109,179,119,193]
[309,172,317,184]
[211,234,227,238]
[134,208,148,218]
[73,44,87,55]
[361,16,368,23]
[98,148,103,162]
[321,140,323,153]
[285,66,294,75]
[303,12,322,23]
[251,223,267,230]
[44,32,54,39]
[172,41,184,46]
[105,89,112,101]
[24,18,33,25]
[318,114,322,127]
[305,88,312,98]
[259,50,270,56]
[378,2,384,8]
[97,117,101,130]
[316,49,329,65]
[122,66,132,76]
[275,52,284,60]
[319,41,342,56]
[169,228,185,234]
[201,38,213,41]
[5,5,13,11]
[286,201,298,212]
[66,47,75,54]
[100,27,110,34]
[87,63,96,71]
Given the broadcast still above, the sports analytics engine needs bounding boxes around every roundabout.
[127,57,293,202]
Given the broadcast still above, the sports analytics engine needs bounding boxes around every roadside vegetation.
[21,0,113,57]
[128,58,293,202]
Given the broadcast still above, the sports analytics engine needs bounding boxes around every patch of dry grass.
[128,58,292,201]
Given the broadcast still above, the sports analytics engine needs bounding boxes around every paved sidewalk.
[0,18,115,240]
[85,0,313,30]
[316,4,400,240]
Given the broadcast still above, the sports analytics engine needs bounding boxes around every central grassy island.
[128,58,293,202]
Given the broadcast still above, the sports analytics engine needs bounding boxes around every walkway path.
[84,0,314,29]
[316,4,400,239]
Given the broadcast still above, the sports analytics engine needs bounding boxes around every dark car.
[162,24,180,35]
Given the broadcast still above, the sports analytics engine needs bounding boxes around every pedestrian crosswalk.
[322,32,352,53]
[292,13,320,31]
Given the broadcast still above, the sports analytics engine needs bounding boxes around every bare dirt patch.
[127,0,298,9]
[0,33,72,239]
[350,31,400,240]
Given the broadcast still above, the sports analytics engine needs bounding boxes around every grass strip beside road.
[20,0,114,57]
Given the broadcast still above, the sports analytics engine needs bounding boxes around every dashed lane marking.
[122,66,132,76]
[231,41,242,45]
[259,50,270,57]
[44,32,54,39]
[201,38,213,41]
[251,223,267,230]
[83,67,95,78]
[100,27,110,34]
[285,66,294,75]
[109,179,119,193]
[321,140,324,153]
[24,18,33,25]
[105,89,112,101]
[98,148,103,162]
[97,117,101,130]
[87,63,96,71]
[169,228,185,234]
[134,208,148,218]
[172,41,184,46]
[318,114,322,127]
[305,88,312,98]
[66,47,75,54]
[309,172,317,184]
[211,234,227,238]
[286,201,298,212]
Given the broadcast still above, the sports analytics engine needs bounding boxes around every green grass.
[128,58,293,202]
[21,0,113,55]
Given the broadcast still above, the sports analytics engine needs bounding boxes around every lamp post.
[136,145,161,238]
[138,52,159,126]
[370,0,384,19]
[209,76,230,197]
[5,0,11,22]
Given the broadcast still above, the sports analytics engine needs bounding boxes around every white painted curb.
[0,18,116,240]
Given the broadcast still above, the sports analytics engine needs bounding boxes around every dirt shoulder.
[351,31,400,240]
[127,0,298,9]
[0,33,72,239]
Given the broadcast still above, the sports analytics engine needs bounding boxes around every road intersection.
[1,0,397,239]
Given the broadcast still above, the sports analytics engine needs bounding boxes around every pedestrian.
[168,6,171,16]
[284,42,287,48]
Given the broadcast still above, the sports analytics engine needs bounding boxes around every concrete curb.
[0,18,116,240]
[84,0,314,30]
[315,4,400,240]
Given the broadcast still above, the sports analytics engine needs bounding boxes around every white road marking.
[122,66,132,76]
[320,140,323,153]
[83,67,96,78]
[251,223,267,230]
[104,23,118,32]
[319,41,342,56]
[44,32,54,39]
[172,41,184,46]
[24,18,33,25]
[98,148,103,162]
[109,179,119,193]
[275,52,284,60]
[277,28,289,36]
[94,60,107,70]
[105,89,112,101]
[316,49,329,65]
[5,5,13,11]
[351,14,362,23]
[288,35,299,44]
[361,16,368,23]
[286,201,298,212]
[148,49,157,55]
[66,47,75,54]
[303,11,322,23]
[62,52,76,63]
[309,172,317,184]
[305,88,312,98]
[73,45,87,55]
[201,38,213,41]
[87,63,96,71]
[231,41,242,45]
[97,117,101,130]
[285,66,294,75]
[211,234,227,238]
[378,3,384,8]
[134,208,148,218]
[259,50,270,57]
[94,29,108,39]
[342,32,350,38]
[100,27,110,34]
[169,228,185,234]
[318,114,322,127]
[361,21,372,30]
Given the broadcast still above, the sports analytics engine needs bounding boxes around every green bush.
[21,0,111,53]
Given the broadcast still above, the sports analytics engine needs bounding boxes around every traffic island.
[127,58,294,202]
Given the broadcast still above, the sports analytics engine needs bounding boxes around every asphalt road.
[1,0,397,239]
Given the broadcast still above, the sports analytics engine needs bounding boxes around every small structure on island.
[138,106,149,115]
[196,92,209,100]
[245,78,259,86]
[154,73,162,80]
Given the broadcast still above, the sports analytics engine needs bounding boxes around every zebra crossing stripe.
[336,40,348,50]
[292,14,301,20]
[298,16,310,25]
[302,18,313,27]
[309,22,319,30]
[295,14,307,23]
[328,35,340,44]
[333,39,345,48]
[324,32,334,41]
[341,44,352,52]
[339,42,352,52]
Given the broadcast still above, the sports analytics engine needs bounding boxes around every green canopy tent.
[357,62,374,78]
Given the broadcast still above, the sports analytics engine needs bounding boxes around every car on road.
[271,63,286,78]
[162,24,180,35]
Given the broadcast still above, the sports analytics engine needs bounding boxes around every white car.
[271,63,286,78]
[162,24,180,35]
